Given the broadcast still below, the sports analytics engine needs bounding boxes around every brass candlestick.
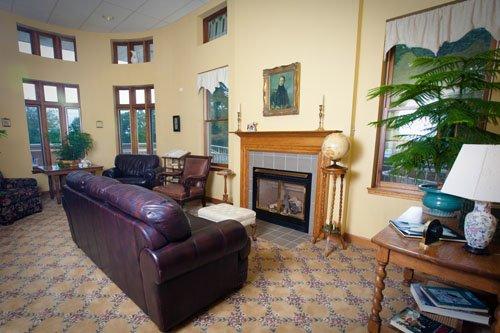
[317,104,325,131]
[237,111,242,132]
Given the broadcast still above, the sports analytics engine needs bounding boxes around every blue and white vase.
[464,201,497,254]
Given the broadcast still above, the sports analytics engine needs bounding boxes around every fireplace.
[252,167,312,233]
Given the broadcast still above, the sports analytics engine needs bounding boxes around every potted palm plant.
[368,49,500,216]
[57,130,94,166]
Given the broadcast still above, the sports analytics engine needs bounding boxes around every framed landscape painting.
[263,62,300,116]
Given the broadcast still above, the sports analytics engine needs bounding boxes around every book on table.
[390,307,456,333]
[419,285,489,313]
[410,283,490,325]
[389,207,465,242]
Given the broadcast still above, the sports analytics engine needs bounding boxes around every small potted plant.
[57,130,94,166]
[368,49,499,216]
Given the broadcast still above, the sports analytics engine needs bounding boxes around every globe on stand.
[321,131,350,167]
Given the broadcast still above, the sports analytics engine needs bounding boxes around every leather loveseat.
[102,154,162,189]
[62,171,250,331]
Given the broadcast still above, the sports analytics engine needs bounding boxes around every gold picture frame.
[263,62,300,116]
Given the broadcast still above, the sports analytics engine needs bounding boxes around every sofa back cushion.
[103,184,192,243]
[66,172,191,243]
[115,154,160,177]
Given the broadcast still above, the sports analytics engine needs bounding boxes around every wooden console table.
[368,225,500,332]
[33,165,103,204]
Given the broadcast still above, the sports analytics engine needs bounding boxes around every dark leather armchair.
[0,171,42,225]
[154,155,211,207]
[103,154,162,189]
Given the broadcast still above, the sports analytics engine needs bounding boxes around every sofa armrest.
[140,219,249,284]
[102,167,121,179]
[143,166,163,187]
[2,178,38,189]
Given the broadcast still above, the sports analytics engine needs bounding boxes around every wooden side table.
[216,168,235,203]
[33,164,103,204]
[368,225,500,332]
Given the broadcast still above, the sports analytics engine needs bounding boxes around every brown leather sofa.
[62,171,250,332]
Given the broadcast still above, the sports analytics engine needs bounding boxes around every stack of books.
[411,284,490,325]
[390,283,490,332]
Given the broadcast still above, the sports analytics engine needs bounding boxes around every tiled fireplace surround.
[248,151,318,235]
[235,130,335,241]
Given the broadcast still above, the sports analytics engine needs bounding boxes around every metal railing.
[210,144,228,164]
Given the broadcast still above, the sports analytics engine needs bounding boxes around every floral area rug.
[0,198,414,332]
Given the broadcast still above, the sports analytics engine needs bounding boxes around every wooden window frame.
[114,85,155,155]
[203,7,227,44]
[112,39,153,64]
[203,89,228,168]
[23,79,82,166]
[17,25,77,61]
[369,38,498,200]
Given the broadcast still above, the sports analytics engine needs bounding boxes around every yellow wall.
[0,0,495,239]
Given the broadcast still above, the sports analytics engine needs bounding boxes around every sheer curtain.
[385,0,499,56]
[197,66,229,93]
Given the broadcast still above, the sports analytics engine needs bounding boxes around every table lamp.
[441,145,500,255]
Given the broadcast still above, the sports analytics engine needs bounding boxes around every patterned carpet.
[0,198,415,332]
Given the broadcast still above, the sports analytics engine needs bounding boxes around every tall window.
[23,80,81,165]
[205,83,228,166]
[115,86,156,154]
[17,25,76,61]
[113,40,153,64]
[373,28,495,194]
[203,7,227,43]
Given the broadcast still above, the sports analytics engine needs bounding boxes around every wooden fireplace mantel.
[234,130,338,240]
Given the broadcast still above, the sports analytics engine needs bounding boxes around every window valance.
[197,66,228,93]
[384,0,499,56]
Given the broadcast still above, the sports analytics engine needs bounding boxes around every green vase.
[419,184,464,217]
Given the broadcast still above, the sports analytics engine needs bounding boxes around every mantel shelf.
[231,130,340,138]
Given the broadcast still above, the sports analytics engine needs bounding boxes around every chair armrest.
[140,219,249,284]
[143,166,163,187]
[182,175,206,187]
[157,170,182,184]
[102,167,121,179]
[2,178,38,189]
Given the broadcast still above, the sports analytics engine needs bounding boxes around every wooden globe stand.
[316,161,348,256]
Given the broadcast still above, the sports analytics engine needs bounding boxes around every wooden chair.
[154,155,212,207]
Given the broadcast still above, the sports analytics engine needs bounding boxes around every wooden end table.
[33,165,103,204]
[368,225,500,332]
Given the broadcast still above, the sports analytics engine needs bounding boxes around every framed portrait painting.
[263,62,300,116]
[173,115,181,132]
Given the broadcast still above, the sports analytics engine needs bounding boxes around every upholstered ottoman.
[198,204,257,240]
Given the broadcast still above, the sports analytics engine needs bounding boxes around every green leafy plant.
[368,49,500,185]
[0,129,6,138]
[57,130,94,161]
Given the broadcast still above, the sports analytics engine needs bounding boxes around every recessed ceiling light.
[102,15,114,22]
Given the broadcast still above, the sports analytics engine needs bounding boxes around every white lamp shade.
[441,144,500,203]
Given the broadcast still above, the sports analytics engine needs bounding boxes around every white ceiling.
[0,0,209,33]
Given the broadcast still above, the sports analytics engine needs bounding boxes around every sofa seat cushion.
[116,177,148,187]
[153,184,203,200]
[102,183,191,243]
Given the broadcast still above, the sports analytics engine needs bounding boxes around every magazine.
[390,307,456,333]
[420,285,488,313]
[411,283,489,325]
[389,219,465,242]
